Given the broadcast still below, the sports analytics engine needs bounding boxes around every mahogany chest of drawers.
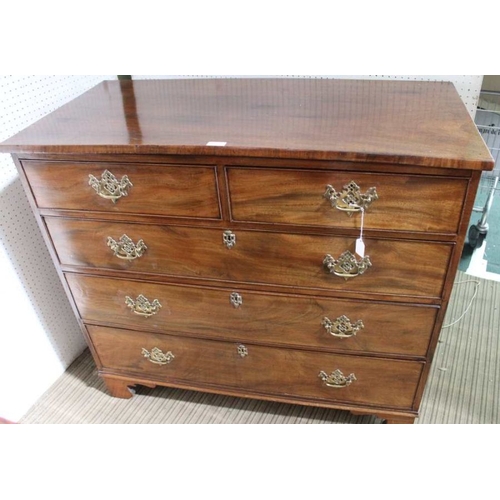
[1,78,493,423]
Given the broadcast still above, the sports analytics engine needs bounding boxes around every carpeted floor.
[19,271,500,424]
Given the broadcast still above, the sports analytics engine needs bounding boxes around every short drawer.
[227,167,468,234]
[88,325,424,410]
[22,160,220,219]
[68,274,438,357]
[48,218,452,299]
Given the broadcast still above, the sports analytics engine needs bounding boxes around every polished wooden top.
[0,78,494,170]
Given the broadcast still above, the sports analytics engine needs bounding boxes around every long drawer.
[22,160,220,219]
[88,325,424,409]
[48,218,452,299]
[227,167,468,234]
[67,274,438,357]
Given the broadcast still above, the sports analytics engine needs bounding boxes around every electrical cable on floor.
[441,279,481,329]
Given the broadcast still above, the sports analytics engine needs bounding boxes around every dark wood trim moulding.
[16,153,479,177]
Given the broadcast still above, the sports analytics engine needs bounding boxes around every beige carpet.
[20,272,500,424]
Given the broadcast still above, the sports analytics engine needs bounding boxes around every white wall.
[0,75,116,421]
[0,74,483,421]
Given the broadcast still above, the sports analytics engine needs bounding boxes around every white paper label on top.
[206,141,227,146]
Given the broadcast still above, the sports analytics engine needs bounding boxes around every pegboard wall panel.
[133,75,483,118]
[0,75,116,421]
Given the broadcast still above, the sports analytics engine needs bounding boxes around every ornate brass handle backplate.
[88,169,132,203]
[322,315,364,338]
[125,294,162,317]
[142,347,174,365]
[107,234,147,260]
[323,181,378,216]
[323,251,371,280]
[319,369,357,388]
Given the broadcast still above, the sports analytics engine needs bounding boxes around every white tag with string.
[355,207,365,258]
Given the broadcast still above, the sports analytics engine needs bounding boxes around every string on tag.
[359,206,364,242]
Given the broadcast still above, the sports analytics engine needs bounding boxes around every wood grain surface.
[6,78,493,422]
[227,167,468,233]
[47,218,453,299]
[88,324,424,409]
[1,79,494,170]
[66,274,438,357]
[22,160,220,219]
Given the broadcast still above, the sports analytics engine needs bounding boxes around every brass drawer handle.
[323,251,371,280]
[88,169,132,203]
[323,181,378,216]
[142,347,174,365]
[319,369,356,388]
[322,315,364,338]
[107,234,147,260]
[125,294,162,317]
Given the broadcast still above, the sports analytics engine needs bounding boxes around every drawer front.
[227,167,468,234]
[67,274,438,356]
[89,325,423,409]
[22,160,220,219]
[48,218,452,299]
